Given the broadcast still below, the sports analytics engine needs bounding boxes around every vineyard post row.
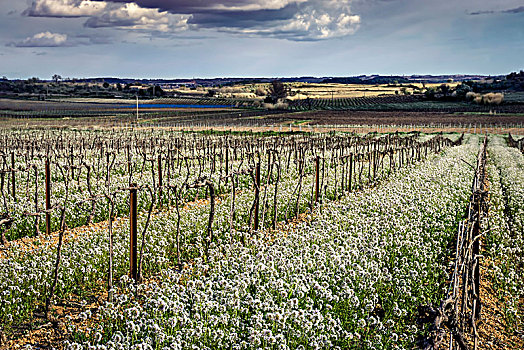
[0,131,462,246]
[420,135,488,350]
[0,131,467,321]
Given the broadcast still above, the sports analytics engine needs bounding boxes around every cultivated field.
[0,127,522,349]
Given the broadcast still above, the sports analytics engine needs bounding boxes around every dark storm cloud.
[186,5,299,29]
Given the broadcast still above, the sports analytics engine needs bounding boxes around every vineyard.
[3,92,524,123]
[0,128,522,349]
[288,94,524,114]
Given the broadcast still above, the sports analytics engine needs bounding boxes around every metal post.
[45,159,51,235]
[129,184,138,281]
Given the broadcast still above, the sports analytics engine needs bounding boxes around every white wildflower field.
[0,129,522,349]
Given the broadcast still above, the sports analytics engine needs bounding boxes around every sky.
[0,0,523,79]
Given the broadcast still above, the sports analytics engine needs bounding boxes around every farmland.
[0,125,522,349]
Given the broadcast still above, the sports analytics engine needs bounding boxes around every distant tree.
[424,87,437,99]
[1,76,7,81]
[207,89,217,97]
[116,83,123,91]
[267,80,289,103]
[453,83,473,99]
[52,74,62,84]
[103,82,110,89]
[439,84,450,96]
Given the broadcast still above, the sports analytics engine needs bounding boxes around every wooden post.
[348,153,353,192]
[126,145,131,173]
[129,184,138,281]
[315,156,320,203]
[225,148,229,176]
[106,152,110,183]
[11,152,15,201]
[254,163,260,231]
[45,159,51,235]
[158,155,162,207]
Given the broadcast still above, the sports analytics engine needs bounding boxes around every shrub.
[466,92,504,105]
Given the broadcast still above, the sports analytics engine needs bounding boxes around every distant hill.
[60,74,497,87]
[0,74,508,87]
[322,76,411,84]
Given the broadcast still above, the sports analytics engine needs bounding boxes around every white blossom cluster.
[54,136,479,349]
[0,130,478,349]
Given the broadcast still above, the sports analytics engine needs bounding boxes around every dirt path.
[474,258,524,349]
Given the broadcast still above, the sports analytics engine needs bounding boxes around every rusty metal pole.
[11,152,15,201]
[45,159,51,235]
[315,156,320,203]
[254,163,260,231]
[129,184,138,281]
[158,155,162,207]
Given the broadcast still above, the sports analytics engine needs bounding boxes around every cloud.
[75,33,114,44]
[7,32,71,47]
[502,6,524,14]
[470,5,524,15]
[6,31,111,48]
[83,3,190,32]
[23,0,361,40]
[101,0,307,13]
[23,0,107,17]
[469,10,495,15]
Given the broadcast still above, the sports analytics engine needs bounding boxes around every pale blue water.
[119,104,233,109]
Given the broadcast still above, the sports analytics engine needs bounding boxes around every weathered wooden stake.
[348,153,353,192]
[130,184,138,281]
[45,159,51,235]
[11,152,15,201]
[254,163,260,231]
[314,156,320,203]
[158,155,162,206]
